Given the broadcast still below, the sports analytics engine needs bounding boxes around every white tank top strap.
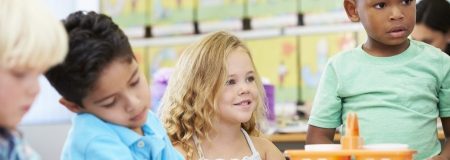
[240,128,258,154]
[193,129,262,160]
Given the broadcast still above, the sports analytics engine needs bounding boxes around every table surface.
[267,130,446,142]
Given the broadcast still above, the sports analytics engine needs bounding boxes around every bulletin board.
[247,0,297,17]
[246,36,299,103]
[299,0,343,13]
[150,0,194,25]
[133,47,149,79]
[147,44,188,81]
[147,44,188,111]
[299,32,356,103]
[100,0,149,27]
[198,0,244,21]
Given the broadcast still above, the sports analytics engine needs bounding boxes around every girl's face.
[216,47,258,125]
[412,23,449,52]
[0,66,43,129]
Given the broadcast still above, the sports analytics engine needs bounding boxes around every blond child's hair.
[160,31,267,159]
[0,0,68,69]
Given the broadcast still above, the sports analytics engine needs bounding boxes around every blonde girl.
[160,31,284,160]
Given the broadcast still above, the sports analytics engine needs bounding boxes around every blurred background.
[20,0,434,159]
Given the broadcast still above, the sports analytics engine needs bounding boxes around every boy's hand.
[427,155,448,160]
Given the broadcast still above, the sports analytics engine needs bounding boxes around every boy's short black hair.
[45,11,135,107]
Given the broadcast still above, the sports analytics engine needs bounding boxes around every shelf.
[129,23,364,47]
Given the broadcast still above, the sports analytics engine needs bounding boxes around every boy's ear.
[344,0,360,22]
[59,98,82,113]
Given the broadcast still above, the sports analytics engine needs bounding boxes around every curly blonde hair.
[159,31,267,159]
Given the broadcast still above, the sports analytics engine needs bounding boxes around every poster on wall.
[299,0,342,13]
[147,45,187,78]
[246,36,298,104]
[133,47,148,79]
[150,0,194,25]
[198,0,244,21]
[299,32,356,104]
[247,0,297,28]
[100,0,149,28]
[147,44,188,112]
[150,0,195,36]
[299,0,348,25]
[248,0,297,17]
[197,0,244,32]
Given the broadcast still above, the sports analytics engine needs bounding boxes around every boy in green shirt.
[307,0,450,159]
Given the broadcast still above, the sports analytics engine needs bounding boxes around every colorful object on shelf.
[300,32,357,103]
[284,112,416,160]
[263,84,275,122]
[247,36,298,103]
[150,68,174,113]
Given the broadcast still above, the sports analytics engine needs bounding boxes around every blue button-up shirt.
[62,111,183,160]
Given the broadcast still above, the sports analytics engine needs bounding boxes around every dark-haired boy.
[45,11,183,160]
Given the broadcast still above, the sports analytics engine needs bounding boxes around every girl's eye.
[374,3,386,9]
[246,76,255,83]
[225,79,236,86]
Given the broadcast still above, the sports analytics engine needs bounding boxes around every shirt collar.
[106,112,156,146]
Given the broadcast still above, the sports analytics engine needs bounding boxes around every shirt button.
[137,141,145,148]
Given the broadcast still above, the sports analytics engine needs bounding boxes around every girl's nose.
[238,83,250,95]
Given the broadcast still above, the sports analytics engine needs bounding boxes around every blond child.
[160,31,284,160]
[0,0,68,159]
[307,0,450,159]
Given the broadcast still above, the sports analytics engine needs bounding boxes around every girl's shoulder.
[250,136,285,160]
[250,136,275,151]
[249,136,272,146]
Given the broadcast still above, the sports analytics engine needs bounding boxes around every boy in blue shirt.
[45,11,183,160]
[306,0,450,159]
